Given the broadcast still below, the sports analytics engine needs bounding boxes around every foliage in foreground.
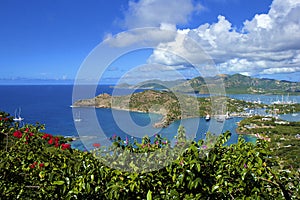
[0,111,299,199]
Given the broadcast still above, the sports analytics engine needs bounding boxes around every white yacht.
[205,114,210,121]
[13,108,24,121]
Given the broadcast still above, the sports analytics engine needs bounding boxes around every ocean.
[1,85,299,150]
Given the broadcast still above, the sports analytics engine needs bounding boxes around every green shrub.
[0,111,299,199]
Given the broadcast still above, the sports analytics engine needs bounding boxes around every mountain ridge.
[120,74,300,94]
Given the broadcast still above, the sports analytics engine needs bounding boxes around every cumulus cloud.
[104,26,177,48]
[118,63,195,84]
[261,67,300,74]
[147,0,300,77]
[122,0,203,29]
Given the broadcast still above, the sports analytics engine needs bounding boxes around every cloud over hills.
[119,0,300,80]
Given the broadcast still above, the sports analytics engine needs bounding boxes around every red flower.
[61,143,71,150]
[93,143,101,148]
[25,128,29,132]
[42,133,52,140]
[0,117,2,120]
[39,163,44,168]
[54,137,60,147]
[48,137,54,145]
[4,118,9,121]
[13,130,22,138]
[29,162,37,169]
[29,132,34,137]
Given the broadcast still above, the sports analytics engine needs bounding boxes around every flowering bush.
[0,111,299,199]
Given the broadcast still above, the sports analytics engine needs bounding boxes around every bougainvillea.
[0,111,299,199]
[61,143,71,150]
[13,130,22,138]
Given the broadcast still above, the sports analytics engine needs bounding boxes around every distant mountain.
[115,79,187,90]
[0,78,74,85]
[113,74,300,94]
[173,74,300,94]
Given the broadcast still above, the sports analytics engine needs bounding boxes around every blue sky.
[1,0,300,84]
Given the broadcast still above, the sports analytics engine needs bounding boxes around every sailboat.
[74,111,82,122]
[292,107,298,117]
[272,94,293,105]
[215,105,229,122]
[13,108,24,121]
[225,111,232,119]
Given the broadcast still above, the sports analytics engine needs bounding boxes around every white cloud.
[118,63,194,84]
[147,29,219,77]
[122,0,203,29]
[261,67,300,74]
[147,0,300,77]
[104,26,177,48]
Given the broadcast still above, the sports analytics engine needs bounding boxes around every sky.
[1,0,300,84]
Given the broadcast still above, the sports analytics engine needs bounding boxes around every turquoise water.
[71,107,246,151]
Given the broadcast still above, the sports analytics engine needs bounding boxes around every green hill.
[73,90,199,128]
[173,74,300,94]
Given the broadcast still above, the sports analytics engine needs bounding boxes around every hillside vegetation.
[173,74,300,94]
[237,116,300,169]
[74,90,199,127]
[118,74,300,94]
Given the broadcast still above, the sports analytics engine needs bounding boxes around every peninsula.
[73,90,199,127]
[73,89,300,128]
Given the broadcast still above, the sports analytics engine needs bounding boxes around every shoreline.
[236,124,271,142]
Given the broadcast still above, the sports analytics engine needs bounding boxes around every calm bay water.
[0,85,143,137]
[3,85,298,150]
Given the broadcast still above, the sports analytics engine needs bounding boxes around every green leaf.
[130,183,135,192]
[91,174,94,182]
[212,185,219,192]
[196,163,201,172]
[147,190,152,200]
[53,180,65,185]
